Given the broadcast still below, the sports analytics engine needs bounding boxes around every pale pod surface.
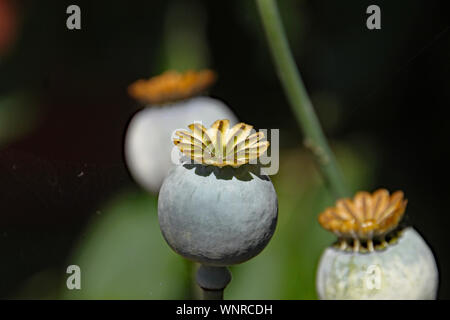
[124,97,238,193]
[316,227,438,300]
[158,164,278,266]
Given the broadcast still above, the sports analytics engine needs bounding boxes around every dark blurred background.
[0,0,449,299]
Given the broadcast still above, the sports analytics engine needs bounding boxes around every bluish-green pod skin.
[316,227,438,300]
[158,163,278,266]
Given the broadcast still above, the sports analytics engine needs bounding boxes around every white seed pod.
[317,227,438,299]
[124,70,238,193]
[158,120,278,266]
[316,189,438,300]
[124,97,237,193]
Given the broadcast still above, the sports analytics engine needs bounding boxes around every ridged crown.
[319,189,407,240]
[174,119,269,167]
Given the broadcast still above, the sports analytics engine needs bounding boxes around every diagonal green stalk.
[256,0,349,198]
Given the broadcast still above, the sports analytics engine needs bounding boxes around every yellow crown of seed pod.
[128,70,216,104]
[318,189,407,240]
[173,119,270,167]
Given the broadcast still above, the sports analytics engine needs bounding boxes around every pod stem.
[256,0,349,198]
[196,265,232,300]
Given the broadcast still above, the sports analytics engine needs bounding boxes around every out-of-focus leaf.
[60,190,189,299]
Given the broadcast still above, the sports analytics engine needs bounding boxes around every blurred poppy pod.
[158,120,278,266]
[124,70,238,193]
[316,189,438,299]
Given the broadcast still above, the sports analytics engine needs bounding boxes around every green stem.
[256,0,349,198]
[196,265,231,300]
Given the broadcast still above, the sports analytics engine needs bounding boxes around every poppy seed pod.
[124,70,238,193]
[316,189,438,300]
[158,120,278,266]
